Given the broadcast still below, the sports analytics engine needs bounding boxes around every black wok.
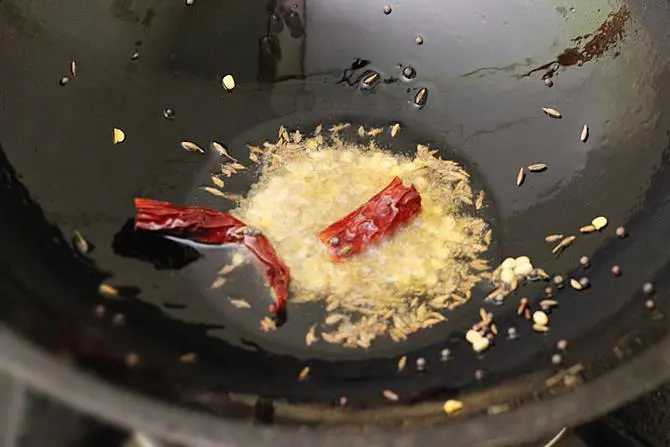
[2,0,670,445]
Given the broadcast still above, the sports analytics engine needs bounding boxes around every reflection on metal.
[266,0,306,112]
[542,427,567,447]
[126,432,164,447]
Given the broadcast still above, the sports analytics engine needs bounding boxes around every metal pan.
[2,0,670,445]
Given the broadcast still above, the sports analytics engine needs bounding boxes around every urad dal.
[233,124,491,348]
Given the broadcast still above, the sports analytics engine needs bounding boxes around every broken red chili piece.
[317,176,422,260]
[134,198,290,314]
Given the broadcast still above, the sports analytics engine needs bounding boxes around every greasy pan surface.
[2,0,670,445]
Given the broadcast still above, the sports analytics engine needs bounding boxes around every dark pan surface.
[2,0,670,444]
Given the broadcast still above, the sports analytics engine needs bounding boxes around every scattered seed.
[616,226,626,238]
[59,76,70,86]
[501,268,515,284]
[580,124,589,142]
[130,50,140,60]
[570,278,583,290]
[474,369,484,380]
[484,229,493,245]
[211,277,227,289]
[362,72,380,88]
[517,298,529,315]
[580,225,597,234]
[473,337,490,353]
[299,366,311,381]
[533,324,549,333]
[544,77,553,87]
[545,234,563,243]
[542,107,562,118]
[552,236,576,254]
[516,167,525,186]
[383,390,399,401]
[551,353,562,365]
[557,339,568,350]
[416,357,427,371]
[592,216,608,230]
[507,327,518,339]
[222,74,236,91]
[579,277,590,288]
[443,400,464,415]
[212,141,237,161]
[70,61,77,77]
[231,252,246,266]
[524,308,532,320]
[99,283,120,298]
[540,300,559,310]
[643,282,654,295]
[367,127,384,137]
[186,0,194,4]
[383,4,392,14]
[440,348,451,361]
[535,269,551,279]
[210,176,225,189]
[528,163,548,172]
[94,305,106,317]
[475,191,485,210]
[646,299,655,309]
[544,286,553,296]
[218,264,236,275]
[415,35,424,45]
[391,123,401,137]
[201,186,227,197]
[414,88,428,107]
[73,230,89,254]
[340,397,348,406]
[325,314,345,325]
[181,141,204,153]
[260,317,277,332]
[125,352,139,367]
[163,107,175,119]
[179,352,198,363]
[466,329,482,343]
[357,126,366,138]
[490,323,498,335]
[533,311,549,326]
[579,256,590,267]
[397,356,407,372]
[611,265,622,277]
[306,325,317,346]
[553,275,564,287]
[113,128,126,144]
[230,298,251,309]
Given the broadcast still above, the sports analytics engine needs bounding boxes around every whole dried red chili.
[134,198,290,314]
[317,176,422,260]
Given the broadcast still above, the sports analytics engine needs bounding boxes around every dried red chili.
[134,198,290,314]
[318,176,422,260]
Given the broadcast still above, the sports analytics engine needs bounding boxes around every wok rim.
[3,325,670,447]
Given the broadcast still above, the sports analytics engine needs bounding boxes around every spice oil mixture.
[231,124,492,348]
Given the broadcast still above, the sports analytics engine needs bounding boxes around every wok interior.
[2,0,670,430]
